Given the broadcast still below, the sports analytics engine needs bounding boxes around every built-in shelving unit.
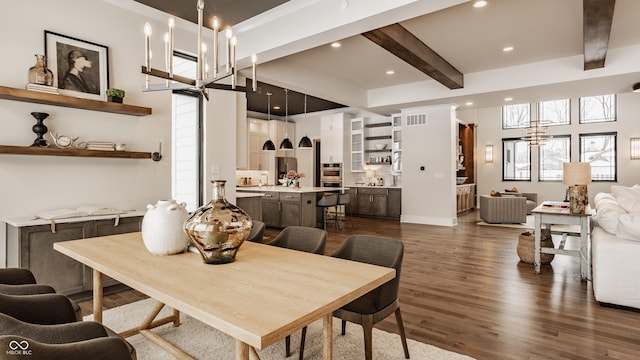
[0,86,152,116]
[0,145,152,160]
[0,85,158,161]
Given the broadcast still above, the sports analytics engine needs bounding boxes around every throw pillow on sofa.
[616,213,640,241]
[596,203,626,235]
[610,185,640,200]
[594,192,615,207]
[617,197,640,213]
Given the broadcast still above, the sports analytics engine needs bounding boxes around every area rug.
[86,298,474,360]
[477,215,580,233]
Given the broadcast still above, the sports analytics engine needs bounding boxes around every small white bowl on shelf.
[456,176,468,185]
[374,143,387,150]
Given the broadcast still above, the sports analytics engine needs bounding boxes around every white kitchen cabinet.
[321,112,352,164]
[350,117,364,172]
[248,118,269,170]
[391,113,402,172]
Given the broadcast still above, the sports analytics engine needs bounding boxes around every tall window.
[579,94,616,124]
[580,132,617,181]
[539,135,570,181]
[502,138,530,181]
[502,103,530,129]
[172,54,203,211]
[538,99,570,126]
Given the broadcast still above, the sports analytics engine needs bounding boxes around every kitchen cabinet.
[456,184,475,214]
[457,123,475,184]
[259,191,316,228]
[5,215,142,295]
[391,113,402,172]
[237,195,263,221]
[248,119,270,170]
[352,187,401,220]
[387,188,402,219]
[356,188,388,217]
[321,112,352,163]
[350,118,364,172]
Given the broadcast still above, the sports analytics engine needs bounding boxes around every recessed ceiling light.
[386,70,395,75]
[273,106,281,110]
[331,42,341,48]
[473,1,488,8]
[504,97,513,101]
[465,102,473,106]
[503,46,514,52]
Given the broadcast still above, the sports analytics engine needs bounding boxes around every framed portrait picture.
[45,30,109,101]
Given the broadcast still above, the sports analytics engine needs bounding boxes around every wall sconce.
[631,137,640,159]
[485,144,493,163]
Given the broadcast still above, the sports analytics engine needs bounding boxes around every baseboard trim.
[401,215,457,226]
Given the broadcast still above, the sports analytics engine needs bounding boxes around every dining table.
[54,232,395,360]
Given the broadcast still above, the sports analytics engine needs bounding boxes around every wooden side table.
[532,201,592,281]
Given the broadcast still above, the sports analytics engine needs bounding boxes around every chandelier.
[521,119,551,146]
[141,0,257,99]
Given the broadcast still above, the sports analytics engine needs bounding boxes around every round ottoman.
[517,229,554,264]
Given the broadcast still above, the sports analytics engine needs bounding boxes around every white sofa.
[591,185,640,309]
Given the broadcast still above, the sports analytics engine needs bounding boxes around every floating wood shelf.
[365,122,392,128]
[0,86,152,116]
[0,145,154,160]
[365,135,392,140]
[364,149,392,153]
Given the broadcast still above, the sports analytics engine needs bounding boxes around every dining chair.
[299,234,409,360]
[0,267,82,320]
[246,220,266,243]
[266,226,327,358]
[0,293,136,359]
[337,192,353,228]
[0,334,133,360]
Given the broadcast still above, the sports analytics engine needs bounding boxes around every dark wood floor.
[79,211,640,360]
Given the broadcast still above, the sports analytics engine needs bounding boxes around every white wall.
[468,92,640,204]
[401,104,458,226]
[0,0,240,265]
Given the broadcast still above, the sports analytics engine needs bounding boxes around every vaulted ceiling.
[130,0,640,116]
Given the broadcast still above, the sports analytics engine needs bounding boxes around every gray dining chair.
[246,220,266,243]
[299,234,409,360]
[266,226,327,358]
[316,193,339,230]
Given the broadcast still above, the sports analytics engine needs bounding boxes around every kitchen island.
[237,186,347,228]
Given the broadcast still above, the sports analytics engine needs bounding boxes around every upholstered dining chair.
[0,268,82,321]
[266,226,327,358]
[246,220,266,243]
[299,234,409,360]
[0,334,133,360]
[0,293,136,359]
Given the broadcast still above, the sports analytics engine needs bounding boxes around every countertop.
[237,186,349,193]
[236,192,265,198]
[347,184,402,189]
[2,211,145,227]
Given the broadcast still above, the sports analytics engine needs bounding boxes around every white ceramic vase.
[141,199,190,255]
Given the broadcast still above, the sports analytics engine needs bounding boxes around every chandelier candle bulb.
[202,43,208,78]
[196,0,204,84]
[168,17,175,78]
[225,27,232,73]
[251,54,257,91]
[144,22,152,89]
[231,37,237,88]
[163,32,170,87]
[212,17,218,77]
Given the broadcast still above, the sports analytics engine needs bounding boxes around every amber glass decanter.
[28,54,54,86]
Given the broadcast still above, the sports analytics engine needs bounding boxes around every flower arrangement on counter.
[286,170,305,187]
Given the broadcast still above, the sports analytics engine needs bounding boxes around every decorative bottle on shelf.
[28,54,54,86]
[184,180,252,264]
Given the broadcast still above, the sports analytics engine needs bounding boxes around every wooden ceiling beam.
[583,0,616,70]
[363,23,463,89]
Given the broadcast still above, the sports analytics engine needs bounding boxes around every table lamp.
[562,162,591,214]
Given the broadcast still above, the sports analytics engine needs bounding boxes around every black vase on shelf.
[30,112,49,147]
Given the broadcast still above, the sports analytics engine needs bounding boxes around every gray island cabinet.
[3,213,143,296]
[349,186,401,220]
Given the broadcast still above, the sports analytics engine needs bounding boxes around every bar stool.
[337,192,353,228]
[317,193,338,230]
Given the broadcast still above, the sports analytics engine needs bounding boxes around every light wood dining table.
[54,232,395,360]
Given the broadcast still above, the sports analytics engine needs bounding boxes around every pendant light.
[279,88,294,150]
[298,94,313,148]
[261,92,276,151]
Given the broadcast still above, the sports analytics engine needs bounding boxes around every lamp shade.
[280,137,293,150]
[262,139,275,151]
[298,135,312,148]
[562,162,591,185]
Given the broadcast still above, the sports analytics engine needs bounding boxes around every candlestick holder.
[30,112,49,147]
